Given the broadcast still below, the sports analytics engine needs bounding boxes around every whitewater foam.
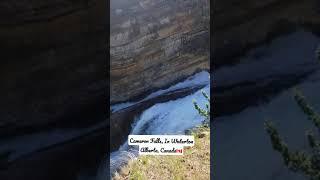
[111,71,210,113]
[107,71,210,177]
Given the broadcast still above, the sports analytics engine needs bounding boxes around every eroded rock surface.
[110,0,210,103]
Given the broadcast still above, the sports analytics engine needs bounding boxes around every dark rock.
[0,0,107,137]
[0,0,108,179]
[213,0,320,68]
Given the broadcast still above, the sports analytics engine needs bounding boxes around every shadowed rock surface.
[213,0,320,68]
[0,0,108,180]
[0,0,107,137]
[214,30,320,116]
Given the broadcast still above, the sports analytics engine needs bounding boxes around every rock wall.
[213,0,320,67]
[0,0,107,137]
[110,0,320,103]
[110,0,210,103]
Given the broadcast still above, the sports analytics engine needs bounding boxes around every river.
[106,71,210,178]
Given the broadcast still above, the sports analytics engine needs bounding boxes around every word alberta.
[140,146,184,155]
[128,135,194,155]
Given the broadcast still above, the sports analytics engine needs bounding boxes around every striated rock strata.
[110,0,210,103]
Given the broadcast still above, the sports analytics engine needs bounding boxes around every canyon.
[110,0,210,153]
[1,0,320,179]
[110,0,320,152]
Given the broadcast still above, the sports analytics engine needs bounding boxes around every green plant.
[265,45,320,179]
[193,90,210,126]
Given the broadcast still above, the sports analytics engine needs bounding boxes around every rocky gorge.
[110,0,210,154]
[1,0,320,179]
[110,0,320,153]
[109,1,320,178]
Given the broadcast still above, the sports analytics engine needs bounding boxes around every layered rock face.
[213,0,320,67]
[0,0,107,136]
[110,0,210,103]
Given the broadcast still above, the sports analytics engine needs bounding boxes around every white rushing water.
[103,71,210,178]
[110,71,210,112]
